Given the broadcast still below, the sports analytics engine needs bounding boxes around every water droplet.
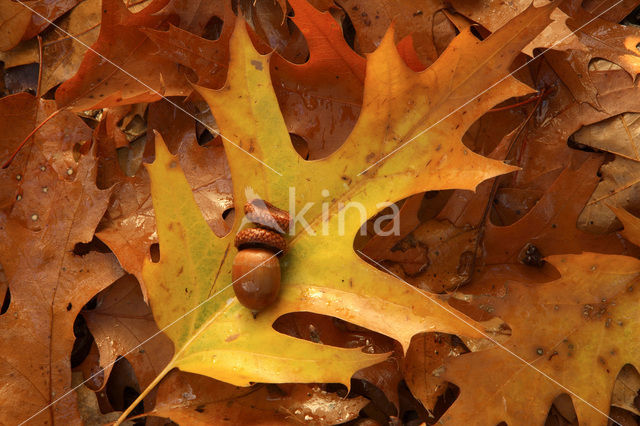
[67,168,74,175]
[42,187,48,193]
[31,214,38,221]
[40,165,46,171]
[16,174,21,181]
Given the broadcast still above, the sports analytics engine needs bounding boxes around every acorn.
[232,248,281,312]
[232,199,290,314]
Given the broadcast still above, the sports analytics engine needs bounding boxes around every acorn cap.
[235,227,286,254]
[244,199,290,233]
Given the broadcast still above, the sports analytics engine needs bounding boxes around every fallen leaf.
[274,312,404,409]
[441,253,640,425]
[544,0,640,106]
[143,4,234,89]
[611,364,640,416]
[573,113,640,161]
[513,66,640,187]
[482,154,634,265]
[450,0,581,55]
[403,333,465,412]
[143,371,368,425]
[578,156,640,233]
[146,0,366,159]
[82,275,173,394]
[0,93,124,424]
[0,0,80,51]
[337,0,447,64]
[38,0,102,95]
[72,371,128,425]
[55,0,191,111]
[129,3,557,404]
[270,0,366,158]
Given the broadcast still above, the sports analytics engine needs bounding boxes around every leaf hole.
[150,243,160,263]
[620,4,640,26]
[73,237,111,257]
[71,314,94,367]
[196,125,215,146]
[202,16,224,41]
[83,295,99,311]
[588,57,622,72]
[0,287,10,315]
[222,207,235,230]
[469,25,485,41]
[336,4,356,50]
[116,136,147,177]
[545,393,577,424]
[351,377,397,418]
[290,133,310,160]
[72,141,90,161]
[610,364,640,419]
[106,357,143,415]
[73,242,92,257]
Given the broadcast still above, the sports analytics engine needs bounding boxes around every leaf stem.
[488,88,547,112]
[114,360,176,425]
[36,35,43,98]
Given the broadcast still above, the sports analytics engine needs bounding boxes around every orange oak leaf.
[146,0,366,159]
[81,275,173,396]
[142,4,234,90]
[0,0,79,51]
[0,93,124,424]
[611,206,640,248]
[338,0,449,64]
[270,0,366,158]
[55,0,190,111]
[544,0,640,106]
[441,252,640,425]
[482,153,636,265]
[142,371,368,424]
[514,66,640,187]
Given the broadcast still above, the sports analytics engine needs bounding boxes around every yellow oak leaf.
[117,3,557,421]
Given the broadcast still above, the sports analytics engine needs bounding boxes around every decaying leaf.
[82,275,173,393]
[0,0,80,51]
[143,370,368,424]
[573,112,640,161]
[0,93,123,424]
[482,154,635,265]
[579,156,640,233]
[55,0,191,111]
[611,364,640,416]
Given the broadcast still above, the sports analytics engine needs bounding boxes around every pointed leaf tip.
[150,130,173,169]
